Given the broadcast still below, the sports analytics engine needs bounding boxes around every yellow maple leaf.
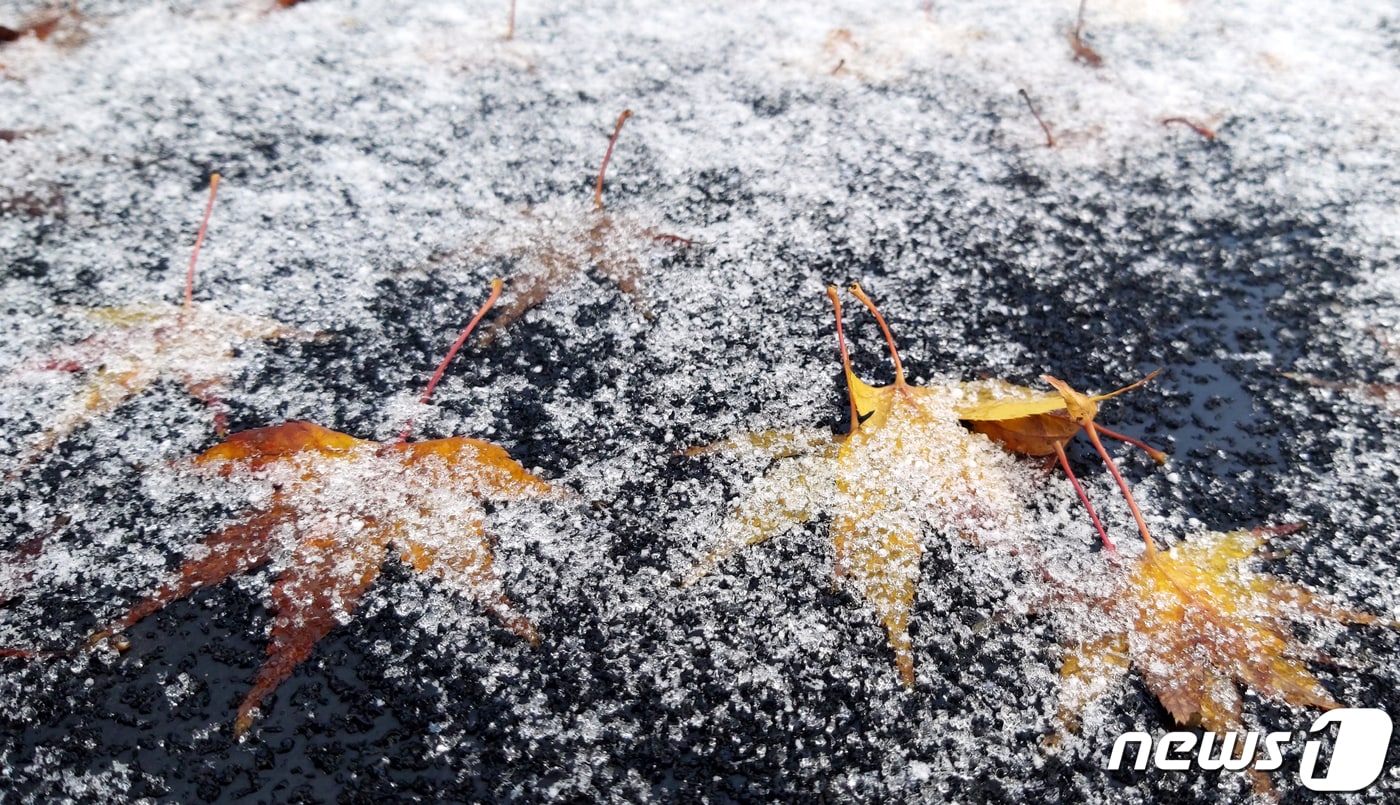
[1056,527,1389,741]
[685,283,1023,686]
[4,175,311,467]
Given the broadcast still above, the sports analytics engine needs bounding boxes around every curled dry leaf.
[89,281,565,737]
[426,109,690,344]
[3,176,312,468]
[957,371,1166,553]
[685,283,1024,686]
[1054,527,1391,777]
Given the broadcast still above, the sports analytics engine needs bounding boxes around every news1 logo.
[1107,708,1393,792]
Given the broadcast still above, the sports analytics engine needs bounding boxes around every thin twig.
[1018,89,1056,147]
[594,109,633,210]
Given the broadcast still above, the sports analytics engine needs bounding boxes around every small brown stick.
[183,174,221,314]
[594,109,633,210]
[506,0,516,40]
[1162,117,1216,140]
[830,58,845,76]
[1018,89,1056,147]
[1053,441,1116,553]
[398,279,503,442]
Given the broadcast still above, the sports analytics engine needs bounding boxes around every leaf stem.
[1018,89,1056,148]
[1093,423,1167,464]
[398,279,503,442]
[827,286,860,434]
[1162,117,1216,140]
[183,173,221,315]
[848,283,906,386]
[1082,422,1156,556]
[1055,441,1116,553]
[594,109,633,210]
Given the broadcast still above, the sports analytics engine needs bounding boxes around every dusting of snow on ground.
[2,0,1399,802]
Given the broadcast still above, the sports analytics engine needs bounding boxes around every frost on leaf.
[685,283,1024,686]
[3,176,310,468]
[423,110,690,344]
[88,282,563,737]
[1055,527,1389,746]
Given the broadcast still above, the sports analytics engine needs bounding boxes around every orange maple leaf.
[685,283,1025,685]
[89,281,563,736]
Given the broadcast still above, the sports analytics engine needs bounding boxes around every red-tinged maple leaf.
[89,280,565,736]
[1053,526,1393,789]
[684,283,1026,686]
[3,175,313,468]
[425,110,690,344]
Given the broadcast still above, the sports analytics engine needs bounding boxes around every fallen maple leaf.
[89,280,564,736]
[685,283,1024,686]
[3,175,310,468]
[1054,526,1391,783]
[425,109,690,344]
[956,371,1166,553]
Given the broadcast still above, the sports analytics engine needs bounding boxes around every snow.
[2,0,1399,801]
